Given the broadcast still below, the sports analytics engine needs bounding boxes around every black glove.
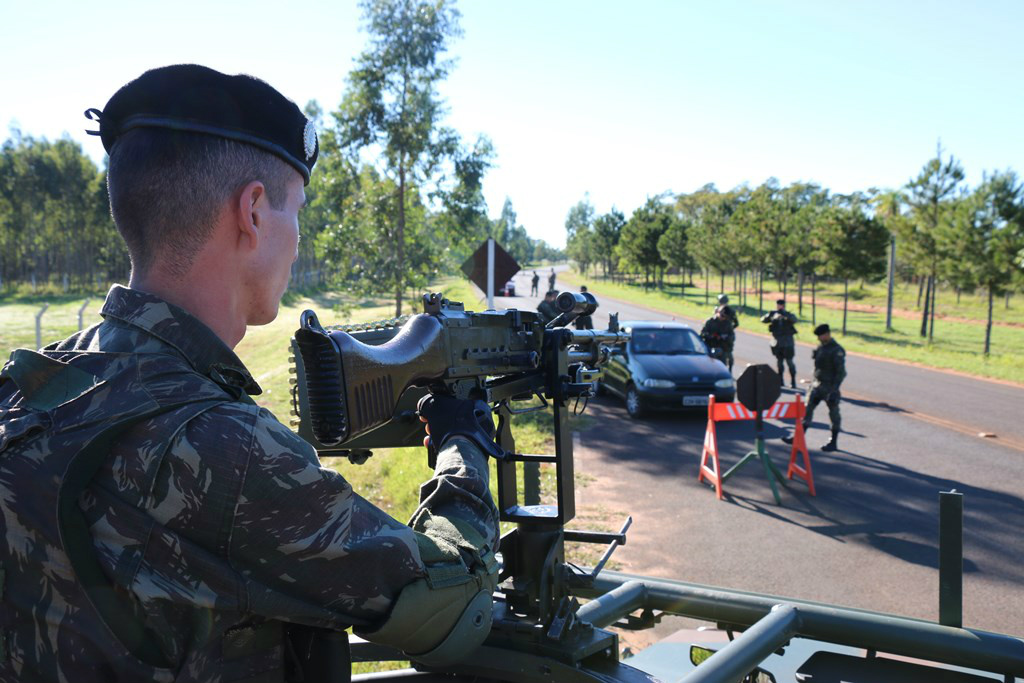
[417,394,505,462]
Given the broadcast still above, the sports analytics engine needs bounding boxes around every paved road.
[496,267,1024,636]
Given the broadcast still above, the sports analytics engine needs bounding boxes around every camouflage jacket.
[761,310,797,348]
[700,316,735,351]
[812,338,847,388]
[0,285,499,683]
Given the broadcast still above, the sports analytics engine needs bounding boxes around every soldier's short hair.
[776,299,785,305]
[108,128,296,278]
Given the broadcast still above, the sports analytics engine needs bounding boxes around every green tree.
[493,198,534,267]
[657,213,692,283]
[0,133,121,292]
[432,137,495,267]
[335,0,463,315]
[318,164,437,303]
[942,171,1024,355]
[591,208,625,277]
[904,146,965,340]
[618,196,671,289]
[732,182,785,314]
[814,195,889,334]
[869,188,908,331]
[789,186,830,318]
[565,197,595,275]
[683,185,738,304]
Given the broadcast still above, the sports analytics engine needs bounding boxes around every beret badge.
[303,120,317,161]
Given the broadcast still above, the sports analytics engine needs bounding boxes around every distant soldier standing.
[701,308,736,373]
[715,293,739,330]
[530,270,540,296]
[785,323,845,451]
[761,298,798,388]
[548,268,557,290]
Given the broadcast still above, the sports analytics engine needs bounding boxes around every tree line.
[565,148,1024,355]
[0,133,129,292]
[0,0,563,314]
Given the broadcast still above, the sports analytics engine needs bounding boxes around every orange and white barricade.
[698,395,815,500]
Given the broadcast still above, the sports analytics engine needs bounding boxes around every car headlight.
[714,378,735,389]
[641,378,674,389]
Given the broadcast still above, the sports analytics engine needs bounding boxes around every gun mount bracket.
[612,608,663,631]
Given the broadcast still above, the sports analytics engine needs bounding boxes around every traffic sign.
[460,239,520,300]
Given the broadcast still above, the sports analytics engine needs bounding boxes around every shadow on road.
[842,396,908,413]
[733,450,1007,577]
[579,396,1024,585]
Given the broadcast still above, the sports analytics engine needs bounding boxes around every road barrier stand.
[698,395,815,501]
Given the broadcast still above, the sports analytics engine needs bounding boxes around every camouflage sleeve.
[409,435,499,556]
[835,347,847,386]
[228,409,498,629]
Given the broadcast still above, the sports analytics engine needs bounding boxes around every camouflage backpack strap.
[57,396,227,669]
[21,347,232,670]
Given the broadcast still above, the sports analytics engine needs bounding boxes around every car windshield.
[630,329,707,355]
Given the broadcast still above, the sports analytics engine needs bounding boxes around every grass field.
[562,270,1024,385]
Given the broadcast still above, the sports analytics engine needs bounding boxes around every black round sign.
[736,364,782,413]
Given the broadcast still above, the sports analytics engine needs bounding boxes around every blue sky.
[3,0,1022,248]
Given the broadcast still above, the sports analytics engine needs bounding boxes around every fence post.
[35,304,49,349]
[78,299,90,331]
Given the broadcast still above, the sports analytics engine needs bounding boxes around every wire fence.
[0,298,105,358]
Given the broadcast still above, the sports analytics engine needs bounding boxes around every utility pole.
[886,235,896,332]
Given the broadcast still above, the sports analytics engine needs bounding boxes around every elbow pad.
[355,515,498,666]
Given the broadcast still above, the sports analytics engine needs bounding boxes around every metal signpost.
[724,364,789,505]
[460,238,520,308]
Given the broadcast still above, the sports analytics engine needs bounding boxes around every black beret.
[814,324,831,336]
[86,64,317,184]
[776,298,785,305]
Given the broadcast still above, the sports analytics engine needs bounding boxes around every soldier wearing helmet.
[714,293,739,330]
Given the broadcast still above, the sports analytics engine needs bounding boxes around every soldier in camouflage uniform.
[0,65,499,682]
[784,323,846,452]
[700,308,736,373]
[761,298,798,388]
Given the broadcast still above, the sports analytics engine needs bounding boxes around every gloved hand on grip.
[417,394,505,462]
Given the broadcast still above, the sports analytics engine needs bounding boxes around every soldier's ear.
[235,181,267,252]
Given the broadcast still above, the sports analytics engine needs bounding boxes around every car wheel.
[625,384,645,419]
